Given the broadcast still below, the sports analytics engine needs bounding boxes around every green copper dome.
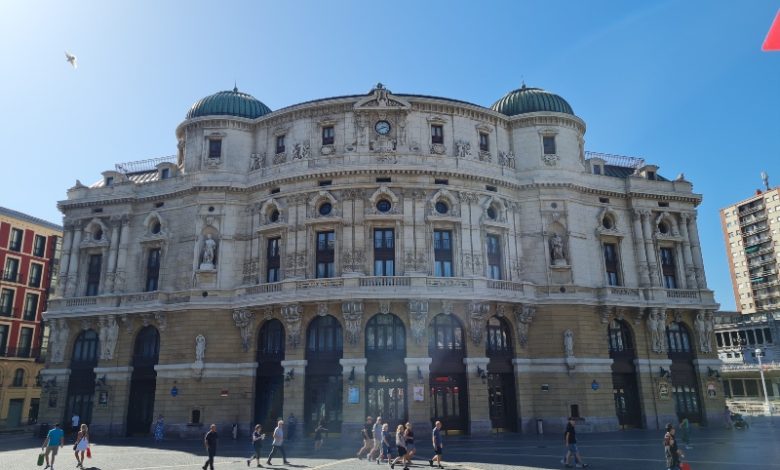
[186,87,272,120]
[491,85,574,116]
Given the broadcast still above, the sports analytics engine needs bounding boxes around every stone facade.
[41,84,722,438]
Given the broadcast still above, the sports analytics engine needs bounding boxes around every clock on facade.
[374,120,391,135]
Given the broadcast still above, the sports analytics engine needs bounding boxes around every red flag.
[763,10,780,51]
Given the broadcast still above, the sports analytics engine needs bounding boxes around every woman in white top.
[74,423,89,468]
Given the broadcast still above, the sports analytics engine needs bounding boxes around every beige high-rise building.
[720,184,780,314]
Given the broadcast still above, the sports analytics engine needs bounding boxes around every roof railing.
[584,151,645,169]
[115,155,177,174]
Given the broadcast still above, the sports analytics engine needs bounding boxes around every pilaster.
[404,357,432,432]
[462,357,491,434]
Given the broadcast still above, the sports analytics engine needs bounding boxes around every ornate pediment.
[353,83,411,110]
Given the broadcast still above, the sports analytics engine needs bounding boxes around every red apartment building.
[0,206,61,427]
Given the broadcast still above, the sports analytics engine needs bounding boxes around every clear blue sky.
[1,1,778,310]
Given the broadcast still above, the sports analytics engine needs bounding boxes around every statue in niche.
[200,234,217,269]
[549,232,567,265]
[195,334,206,363]
[563,329,575,357]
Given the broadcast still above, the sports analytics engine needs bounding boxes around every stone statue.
[455,140,472,158]
[195,334,206,363]
[549,232,566,265]
[704,311,715,351]
[647,309,661,353]
[200,234,217,269]
[694,312,707,352]
[50,319,70,363]
[100,316,119,360]
[563,329,575,357]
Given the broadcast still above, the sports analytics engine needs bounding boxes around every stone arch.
[256,318,285,358]
[428,312,467,355]
[309,190,339,218]
[486,314,513,354]
[429,188,460,216]
[259,198,285,225]
[71,329,99,365]
[142,211,166,236]
[368,185,400,205]
[598,207,620,231]
[655,211,679,236]
[482,196,507,223]
[84,218,109,242]
[364,312,406,354]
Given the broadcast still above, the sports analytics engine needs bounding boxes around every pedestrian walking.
[357,416,374,459]
[267,419,290,465]
[390,424,408,470]
[70,413,80,437]
[561,417,589,468]
[678,417,691,449]
[247,424,265,467]
[202,424,218,470]
[40,423,65,470]
[314,420,328,451]
[73,424,90,469]
[153,415,165,443]
[381,423,394,463]
[724,405,733,429]
[664,423,684,470]
[428,420,444,468]
[404,422,416,463]
[370,416,383,462]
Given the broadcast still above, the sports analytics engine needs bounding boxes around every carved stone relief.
[468,302,490,345]
[513,305,536,348]
[379,300,391,315]
[542,154,560,167]
[441,300,454,315]
[647,308,668,353]
[498,151,515,168]
[281,304,303,348]
[316,302,329,317]
[408,299,429,344]
[342,301,364,345]
[49,318,70,364]
[293,142,311,160]
[98,316,119,360]
[455,140,472,158]
[249,153,265,171]
[232,309,255,352]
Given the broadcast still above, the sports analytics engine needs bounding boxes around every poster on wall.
[348,387,360,404]
[658,382,670,400]
[707,381,718,399]
[98,391,109,406]
[413,385,424,402]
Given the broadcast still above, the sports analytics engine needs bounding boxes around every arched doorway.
[667,321,703,423]
[127,326,160,435]
[255,319,285,431]
[365,313,407,423]
[428,314,468,433]
[305,315,343,433]
[608,319,642,427]
[65,330,98,427]
[486,316,517,432]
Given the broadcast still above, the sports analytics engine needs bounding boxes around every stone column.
[281,359,307,428]
[64,224,82,297]
[631,210,651,287]
[105,219,121,293]
[463,357,491,434]
[640,210,660,286]
[687,214,707,288]
[340,358,366,439]
[114,218,130,293]
[404,357,432,433]
[678,213,697,289]
[56,226,73,297]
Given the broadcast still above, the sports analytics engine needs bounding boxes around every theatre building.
[41,83,722,437]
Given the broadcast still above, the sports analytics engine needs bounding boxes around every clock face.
[375,120,391,135]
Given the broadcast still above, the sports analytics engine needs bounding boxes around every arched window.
[71,330,99,366]
[667,322,692,353]
[133,326,160,366]
[13,368,25,387]
[307,315,343,355]
[608,319,634,353]
[365,314,405,354]
[258,319,285,360]
[486,316,512,355]
[429,314,464,352]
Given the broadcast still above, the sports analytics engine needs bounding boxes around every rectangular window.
[486,234,502,280]
[316,231,335,278]
[479,132,489,152]
[33,235,46,257]
[764,328,772,343]
[23,293,39,321]
[542,135,556,155]
[1,289,14,315]
[716,333,723,347]
[208,139,222,159]
[659,247,677,289]
[593,165,602,175]
[723,380,732,398]
[276,135,286,154]
[9,228,23,251]
[745,380,759,397]
[3,258,19,283]
[322,126,335,145]
[160,168,170,179]
[0,324,7,355]
[145,249,161,292]
[18,327,33,357]
[267,238,281,282]
[373,229,395,276]
[434,230,453,277]
[747,329,756,345]
[603,243,621,286]
[28,263,43,288]
[431,125,444,144]
[85,254,102,296]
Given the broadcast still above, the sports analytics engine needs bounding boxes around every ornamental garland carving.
[513,304,536,348]
[249,153,265,171]
[342,301,364,345]
[455,140,472,158]
[468,302,490,345]
[498,150,515,168]
[342,249,365,274]
[281,304,302,348]
[49,318,70,364]
[408,299,429,344]
[542,153,560,167]
[232,309,255,352]
[293,142,311,160]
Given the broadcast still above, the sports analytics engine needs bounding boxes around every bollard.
[536,418,544,435]
[232,423,238,440]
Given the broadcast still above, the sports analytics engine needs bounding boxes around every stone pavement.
[2,418,779,470]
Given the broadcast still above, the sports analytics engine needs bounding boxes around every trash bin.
[536,419,544,435]
[38,423,50,439]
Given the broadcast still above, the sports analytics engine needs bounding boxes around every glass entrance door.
[255,374,284,431]
[612,373,642,427]
[429,374,467,433]
[487,373,517,431]
[367,374,407,423]
[305,375,343,433]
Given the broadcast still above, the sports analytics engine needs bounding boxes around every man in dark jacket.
[203,424,218,470]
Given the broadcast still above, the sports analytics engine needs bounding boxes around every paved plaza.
[2,419,779,470]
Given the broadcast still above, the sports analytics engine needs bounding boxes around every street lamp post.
[755,348,772,416]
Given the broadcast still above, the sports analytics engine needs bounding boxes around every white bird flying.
[65,51,77,69]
